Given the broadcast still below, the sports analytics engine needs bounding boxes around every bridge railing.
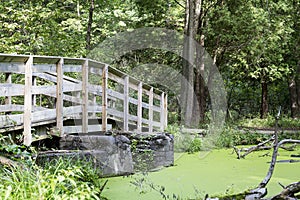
[0,54,167,145]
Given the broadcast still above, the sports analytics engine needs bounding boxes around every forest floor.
[102,147,300,200]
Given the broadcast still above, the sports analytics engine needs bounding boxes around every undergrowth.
[0,157,107,200]
[0,133,107,200]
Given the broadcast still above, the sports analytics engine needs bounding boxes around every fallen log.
[233,139,300,159]
[0,155,19,167]
[269,181,300,200]
[233,136,274,159]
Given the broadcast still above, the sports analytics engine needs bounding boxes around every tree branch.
[173,0,184,8]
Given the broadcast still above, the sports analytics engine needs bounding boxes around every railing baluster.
[137,82,142,132]
[23,56,33,146]
[160,92,165,132]
[149,87,153,133]
[102,65,108,131]
[123,76,129,131]
[56,58,64,136]
[82,60,89,134]
[164,94,168,129]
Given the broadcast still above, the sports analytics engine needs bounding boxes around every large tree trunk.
[194,35,206,124]
[181,0,204,127]
[260,79,268,119]
[296,62,300,116]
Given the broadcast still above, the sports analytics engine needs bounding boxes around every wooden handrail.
[0,54,168,146]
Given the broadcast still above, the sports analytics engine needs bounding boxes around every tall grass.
[0,157,107,200]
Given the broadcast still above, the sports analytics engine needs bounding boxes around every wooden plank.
[149,87,153,133]
[127,96,160,111]
[32,83,82,95]
[44,90,83,104]
[63,105,82,116]
[0,104,23,112]
[32,109,56,123]
[0,84,25,96]
[102,65,108,131]
[108,71,124,84]
[23,56,33,146]
[32,64,56,72]
[0,63,25,72]
[33,72,81,84]
[88,84,102,95]
[0,105,49,112]
[82,60,89,133]
[63,124,112,134]
[88,105,102,113]
[107,108,138,122]
[107,88,124,100]
[0,114,23,127]
[89,66,103,75]
[123,76,129,131]
[56,58,64,136]
[46,71,81,84]
[160,92,165,132]
[63,64,81,73]
[137,82,142,132]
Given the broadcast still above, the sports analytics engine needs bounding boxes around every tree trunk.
[194,35,205,124]
[86,0,95,52]
[289,77,299,118]
[260,79,268,119]
[181,0,204,127]
[296,62,300,116]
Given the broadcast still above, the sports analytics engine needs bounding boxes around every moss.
[102,148,300,199]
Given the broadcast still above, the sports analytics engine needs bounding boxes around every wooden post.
[148,87,154,133]
[160,92,165,132]
[123,76,129,131]
[23,56,33,146]
[4,73,11,115]
[56,58,64,136]
[102,65,108,131]
[82,60,89,134]
[164,94,168,129]
[137,82,142,132]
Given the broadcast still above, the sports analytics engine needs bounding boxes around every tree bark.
[86,0,95,52]
[261,79,268,119]
[181,0,204,127]
[289,77,299,118]
[194,35,206,124]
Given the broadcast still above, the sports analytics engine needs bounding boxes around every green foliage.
[186,138,202,153]
[238,115,300,129]
[213,125,300,148]
[131,137,154,172]
[166,124,202,153]
[0,134,33,160]
[0,157,107,200]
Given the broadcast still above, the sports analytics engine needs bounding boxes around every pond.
[102,148,300,199]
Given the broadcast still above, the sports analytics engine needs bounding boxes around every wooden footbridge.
[0,54,168,146]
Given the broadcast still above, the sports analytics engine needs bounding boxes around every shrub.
[187,138,202,153]
[0,157,107,200]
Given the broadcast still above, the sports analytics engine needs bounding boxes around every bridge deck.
[0,54,168,145]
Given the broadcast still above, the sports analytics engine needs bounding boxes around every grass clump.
[166,124,203,153]
[0,157,107,200]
